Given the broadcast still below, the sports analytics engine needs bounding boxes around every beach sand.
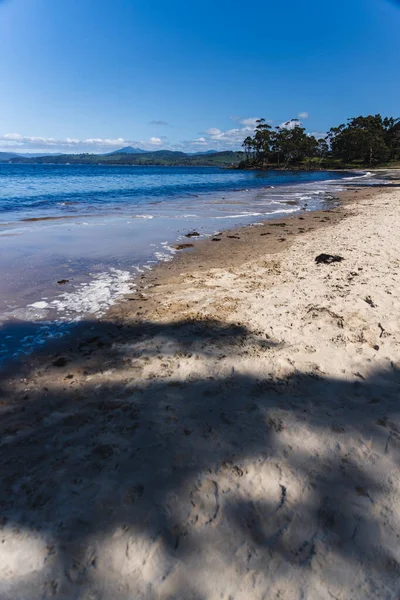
[1,184,400,599]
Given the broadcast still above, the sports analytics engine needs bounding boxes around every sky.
[0,0,399,154]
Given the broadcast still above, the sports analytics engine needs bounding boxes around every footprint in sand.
[189,479,219,527]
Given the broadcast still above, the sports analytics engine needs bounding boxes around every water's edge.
[0,168,384,362]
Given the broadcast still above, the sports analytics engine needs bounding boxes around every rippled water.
[0,164,352,221]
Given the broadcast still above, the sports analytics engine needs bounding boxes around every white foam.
[50,268,132,319]
[341,172,369,181]
[267,208,299,215]
[154,250,175,262]
[215,212,264,219]
[28,301,49,309]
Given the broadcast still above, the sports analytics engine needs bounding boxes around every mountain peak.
[108,146,149,155]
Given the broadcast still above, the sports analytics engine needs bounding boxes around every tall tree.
[253,119,273,166]
[328,115,392,165]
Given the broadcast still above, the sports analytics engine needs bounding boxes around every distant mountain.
[0,151,63,161]
[108,146,149,155]
[110,148,220,157]
[144,150,187,158]
[7,149,244,167]
[0,151,20,161]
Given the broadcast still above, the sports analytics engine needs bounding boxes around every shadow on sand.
[0,316,399,598]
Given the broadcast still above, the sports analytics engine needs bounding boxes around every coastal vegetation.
[241,114,400,169]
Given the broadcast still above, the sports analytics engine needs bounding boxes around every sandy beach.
[1,183,400,599]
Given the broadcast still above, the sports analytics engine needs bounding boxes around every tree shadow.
[0,316,399,598]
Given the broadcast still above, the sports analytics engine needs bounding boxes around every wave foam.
[51,268,132,318]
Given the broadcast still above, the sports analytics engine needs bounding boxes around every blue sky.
[0,0,399,154]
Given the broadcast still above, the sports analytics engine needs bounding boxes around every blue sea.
[0,164,375,361]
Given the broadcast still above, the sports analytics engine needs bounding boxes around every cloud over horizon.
[0,133,169,153]
[201,116,262,149]
[0,116,309,154]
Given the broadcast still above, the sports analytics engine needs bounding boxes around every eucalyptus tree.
[253,119,273,166]
[242,136,254,159]
[328,115,396,165]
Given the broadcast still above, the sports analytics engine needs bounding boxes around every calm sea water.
[0,164,372,361]
[0,164,357,222]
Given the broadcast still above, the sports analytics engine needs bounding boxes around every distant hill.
[108,146,149,155]
[19,152,61,158]
[0,151,64,161]
[0,152,20,161]
[7,149,243,167]
[188,150,219,156]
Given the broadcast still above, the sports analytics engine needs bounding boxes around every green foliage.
[327,115,399,165]
[242,120,319,168]
[241,113,400,169]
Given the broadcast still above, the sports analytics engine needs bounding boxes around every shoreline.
[0,184,389,376]
[0,169,366,362]
[1,184,400,598]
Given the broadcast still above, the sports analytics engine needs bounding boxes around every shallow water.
[0,164,376,361]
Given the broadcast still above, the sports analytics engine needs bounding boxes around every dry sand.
[1,185,400,599]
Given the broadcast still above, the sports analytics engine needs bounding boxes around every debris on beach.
[175,243,194,250]
[364,295,377,307]
[315,253,344,264]
[185,231,200,238]
[212,237,222,241]
[52,356,68,367]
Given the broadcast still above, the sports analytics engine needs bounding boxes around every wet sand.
[1,184,400,599]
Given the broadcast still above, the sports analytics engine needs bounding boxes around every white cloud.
[0,133,127,150]
[148,137,162,146]
[205,126,255,143]
[279,119,302,130]
[205,128,222,136]
[176,120,263,152]
[3,133,24,141]
[0,133,170,153]
[231,116,273,127]
[85,137,126,146]
[238,117,260,128]
[298,112,309,119]
[2,133,59,144]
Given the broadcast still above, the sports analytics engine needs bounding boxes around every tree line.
[241,114,400,169]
